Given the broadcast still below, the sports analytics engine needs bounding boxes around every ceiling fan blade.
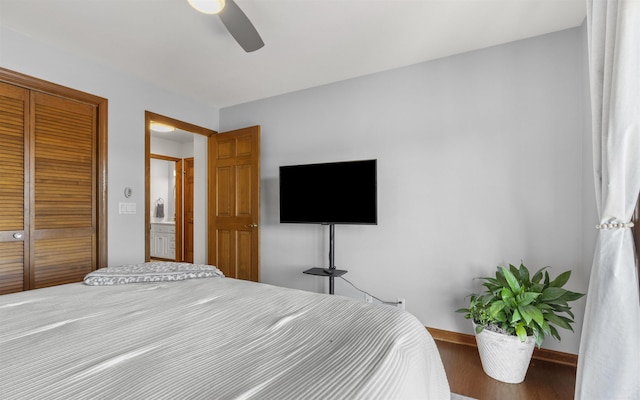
[218,0,264,52]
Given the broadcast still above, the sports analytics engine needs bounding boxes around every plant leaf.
[495,269,509,289]
[544,271,550,286]
[519,263,530,284]
[533,329,544,347]
[545,312,572,330]
[530,283,544,293]
[501,266,521,293]
[489,300,505,317]
[540,320,552,336]
[519,306,533,324]
[551,305,575,318]
[501,287,515,301]
[531,266,549,284]
[549,324,561,341]
[517,291,541,306]
[515,323,527,341]
[540,287,566,302]
[559,290,586,302]
[504,297,518,309]
[483,282,499,292]
[520,304,544,325]
[511,308,522,324]
[509,264,520,278]
[549,270,571,288]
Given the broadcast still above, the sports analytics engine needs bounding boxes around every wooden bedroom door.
[0,78,103,294]
[209,126,260,281]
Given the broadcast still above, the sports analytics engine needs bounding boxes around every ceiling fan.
[188,0,264,52]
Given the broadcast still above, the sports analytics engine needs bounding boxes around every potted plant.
[456,263,585,383]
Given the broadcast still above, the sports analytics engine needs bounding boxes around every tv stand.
[302,224,347,294]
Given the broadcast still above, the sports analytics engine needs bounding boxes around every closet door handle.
[13,232,24,240]
[244,224,259,228]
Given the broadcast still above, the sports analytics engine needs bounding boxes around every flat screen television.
[279,159,377,225]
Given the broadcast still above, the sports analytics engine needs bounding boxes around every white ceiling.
[0,0,586,108]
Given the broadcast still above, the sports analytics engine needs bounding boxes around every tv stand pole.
[328,224,336,293]
[302,223,347,294]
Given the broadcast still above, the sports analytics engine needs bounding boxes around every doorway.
[150,154,183,261]
[145,111,215,263]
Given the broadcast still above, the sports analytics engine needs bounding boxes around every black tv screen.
[279,159,377,225]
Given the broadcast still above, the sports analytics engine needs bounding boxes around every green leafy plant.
[456,263,585,347]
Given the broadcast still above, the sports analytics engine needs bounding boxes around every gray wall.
[221,27,593,354]
[1,26,219,265]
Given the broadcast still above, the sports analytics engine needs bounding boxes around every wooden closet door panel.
[0,242,25,294]
[0,82,29,294]
[34,236,93,288]
[31,92,97,288]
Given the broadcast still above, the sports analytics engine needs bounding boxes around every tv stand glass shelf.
[303,268,348,277]
[303,268,347,295]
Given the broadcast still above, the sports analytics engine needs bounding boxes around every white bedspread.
[0,277,450,399]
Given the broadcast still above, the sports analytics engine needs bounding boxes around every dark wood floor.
[435,340,576,400]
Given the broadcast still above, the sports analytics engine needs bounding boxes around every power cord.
[339,276,401,306]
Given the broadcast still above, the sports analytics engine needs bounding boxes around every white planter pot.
[474,325,536,384]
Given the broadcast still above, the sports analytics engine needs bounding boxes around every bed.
[0,262,450,399]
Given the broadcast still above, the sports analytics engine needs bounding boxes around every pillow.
[84,262,224,286]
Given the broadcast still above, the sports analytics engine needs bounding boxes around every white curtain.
[576,1,640,399]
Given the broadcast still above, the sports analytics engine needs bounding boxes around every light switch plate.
[119,202,136,214]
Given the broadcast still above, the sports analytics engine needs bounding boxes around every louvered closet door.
[31,92,97,289]
[0,82,29,294]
